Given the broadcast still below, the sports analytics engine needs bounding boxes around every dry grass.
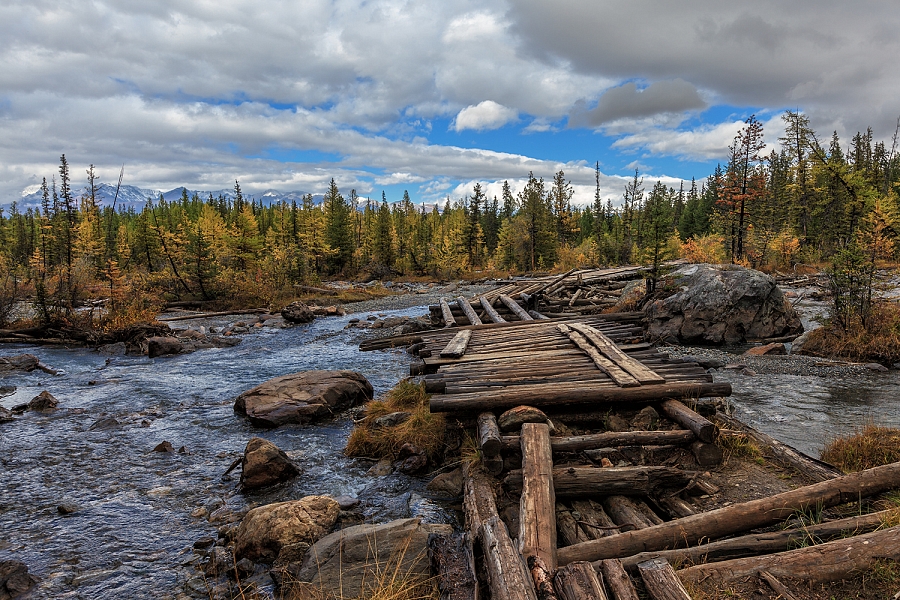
[801,301,900,365]
[717,432,764,465]
[345,380,446,462]
[820,425,900,473]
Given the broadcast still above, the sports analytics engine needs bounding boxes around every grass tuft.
[820,425,900,473]
[717,432,763,464]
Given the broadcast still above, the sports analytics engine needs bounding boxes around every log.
[660,400,717,444]
[519,423,557,570]
[501,430,696,453]
[477,412,502,458]
[556,503,588,546]
[689,441,723,467]
[617,509,892,571]
[464,466,538,600]
[677,525,900,586]
[557,460,900,565]
[430,382,733,413]
[602,496,654,531]
[441,298,458,328]
[598,559,640,600]
[553,561,609,600]
[158,308,268,322]
[500,295,534,321]
[428,533,478,600]
[558,325,639,387]
[528,556,559,600]
[759,571,799,600]
[440,330,473,358]
[478,297,507,324]
[636,559,692,600]
[571,499,620,539]
[529,310,551,320]
[456,296,483,326]
[567,323,666,385]
[654,495,695,519]
[483,455,505,476]
[505,466,694,498]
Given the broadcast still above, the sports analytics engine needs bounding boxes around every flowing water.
[2,300,900,598]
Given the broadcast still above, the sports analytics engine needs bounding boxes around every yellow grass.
[821,425,900,473]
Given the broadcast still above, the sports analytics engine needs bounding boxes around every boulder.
[789,329,815,355]
[645,264,803,345]
[28,391,58,412]
[297,518,452,597]
[0,560,38,599]
[281,301,315,324]
[631,406,659,430]
[426,468,463,497]
[394,443,427,475]
[0,354,56,375]
[0,406,12,423]
[234,370,373,427]
[744,342,787,356]
[234,496,339,562]
[146,336,183,358]
[497,405,553,433]
[373,411,411,428]
[240,437,299,490]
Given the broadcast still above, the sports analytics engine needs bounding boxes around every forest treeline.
[0,111,898,328]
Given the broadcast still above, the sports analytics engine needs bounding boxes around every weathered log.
[659,400,717,444]
[529,310,551,320]
[598,559,640,600]
[689,441,723,467]
[158,308,268,322]
[463,466,538,600]
[528,555,559,600]
[430,382,733,413]
[480,297,507,323]
[553,561,609,600]
[571,499,620,539]
[455,296,483,326]
[654,495,695,519]
[715,412,842,481]
[677,525,900,586]
[759,571,799,600]
[500,295,534,321]
[636,559,692,600]
[483,454,505,476]
[519,423,557,570]
[428,532,478,600]
[567,323,666,385]
[556,503,587,546]
[505,466,694,498]
[617,509,892,571]
[501,430,696,453]
[478,412,502,458]
[440,298,458,328]
[602,496,654,531]
[558,324,639,387]
[440,330,472,358]
[557,460,900,565]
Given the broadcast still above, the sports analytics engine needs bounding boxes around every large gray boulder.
[234,370,373,427]
[645,264,803,345]
[297,518,453,597]
[233,496,340,562]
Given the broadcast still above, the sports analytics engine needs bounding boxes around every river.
[2,301,899,598]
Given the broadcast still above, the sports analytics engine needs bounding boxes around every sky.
[1,0,899,207]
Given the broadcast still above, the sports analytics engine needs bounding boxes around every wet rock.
[865,362,889,372]
[28,390,58,412]
[176,328,206,340]
[191,507,208,519]
[0,385,15,398]
[297,518,452,597]
[373,411,411,428]
[395,443,427,475]
[153,441,174,452]
[281,301,315,324]
[146,336,183,358]
[0,353,57,375]
[631,406,659,430]
[57,502,78,515]
[333,495,360,510]
[789,329,814,355]
[204,545,234,577]
[234,495,340,562]
[0,560,39,599]
[193,537,216,549]
[744,342,787,356]
[367,459,393,476]
[234,370,374,427]
[498,405,552,432]
[426,468,463,497]
[234,558,256,579]
[0,406,13,423]
[645,263,804,345]
[89,416,120,430]
[309,305,345,317]
[240,437,300,490]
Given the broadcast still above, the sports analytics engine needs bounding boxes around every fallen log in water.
[677,525,900,586]
[557,460,900,565]
[505,466,694,498]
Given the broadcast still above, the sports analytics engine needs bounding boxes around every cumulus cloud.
[572,79,707,127]
[452,101,518,132]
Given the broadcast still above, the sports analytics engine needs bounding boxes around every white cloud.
[452,101,519,132]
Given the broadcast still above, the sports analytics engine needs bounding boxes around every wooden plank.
[519,423,557,570]
[441,298,458,328]
[456,296,483,326]
[636,559,692,600]
[440,330,473,358]
[559,324,639,387]
[480,297,507,323]
[499,294,534,321]
[568,322,666,385]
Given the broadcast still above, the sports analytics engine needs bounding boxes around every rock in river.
[240,437,299,490]
[280,301,315,324]
[234,370,373,427]
[645,263,803,345]
[28,391,58,412]
[0,560,39,599]
[146,336,183,358]
[234,496,339,561]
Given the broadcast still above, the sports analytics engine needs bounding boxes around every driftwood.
[505,466,694,498]
[441,299,458,328]
[456,297,483,326]
[501,430,696,453]
[602,496,654,531]
[480,297,507,324]
[428,533,478,600]
[553,561,609,600]
[500,295,534,321]
[519,423,557,570]
[557,460,900,565]
[636,559,692,600]
[527,555,559,600]
[440,330,472,358]
[477,412,502,457]
[659,400,717,444]
[677,525,900,586]
[759,570,799,600]
[598,559,640,600]
[567,322,665,385]
[617,509,892,571]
